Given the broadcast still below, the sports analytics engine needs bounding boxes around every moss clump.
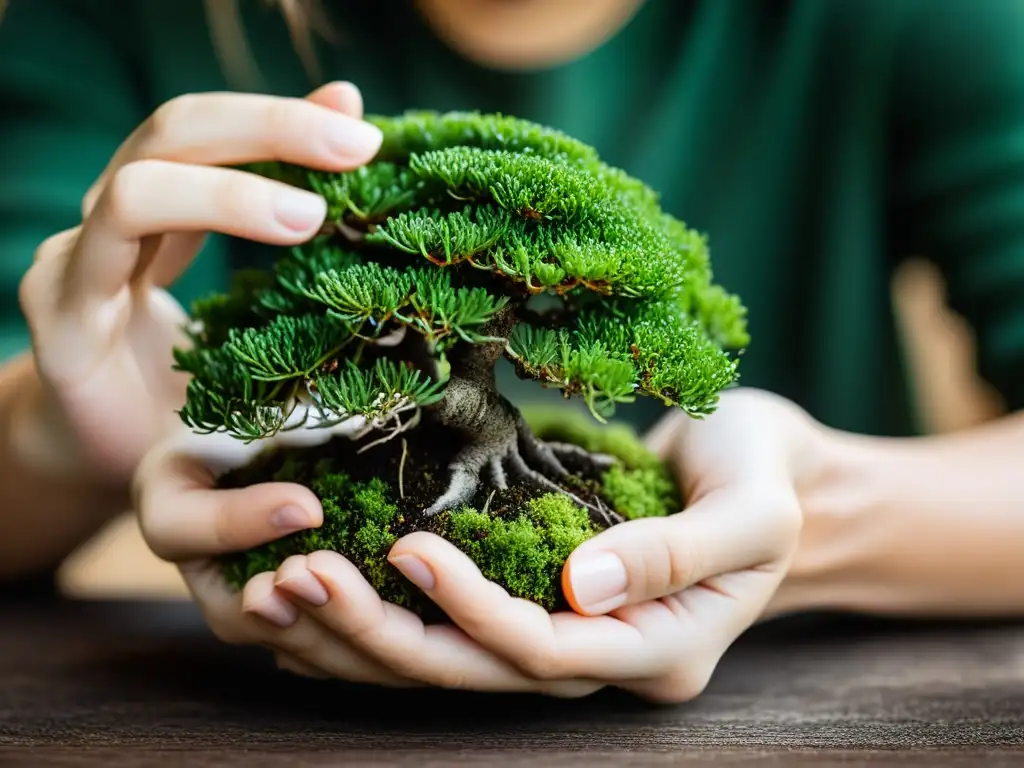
[218,410,679,616]
[444,494,594,611]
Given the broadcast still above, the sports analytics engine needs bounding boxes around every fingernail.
[276,571,329,607]
[273,188,326,232]
[326,116,382,157]
[567,551,628,614]
[244,596,298,628]
[270,504,313,534]
[390,554,435,591]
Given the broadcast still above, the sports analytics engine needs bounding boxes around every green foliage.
[188,269,275,347]
[178,110,747,439]
[369,110,600,165]
[507,296,739,419]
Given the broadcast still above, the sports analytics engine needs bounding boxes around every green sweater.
[3,0,1024,436]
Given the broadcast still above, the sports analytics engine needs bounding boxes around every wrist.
[4,354,126,495]
[0,354,130,579]
[767,422,903,618]
[769,418,1022,619]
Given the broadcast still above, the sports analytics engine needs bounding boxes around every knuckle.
[17,262,46,320]
[213,171,266,224]
[134,488,175,560]
[147,94,199,147]
[262,99,304,150]
[20,229,76,318]
[34,228,77,263]
[429,671,473,692]
[82,182,103,219]
[20,228,80,325]
[665,530,699,592]
[105,159,159,226]
[515,644,564,681]
[645,664,713,704]
[207,616,246,646]
[213,505,247,552]
[138,515,174,561]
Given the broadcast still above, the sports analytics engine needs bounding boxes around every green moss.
[219,411,679,616]
[437,494,597,611]
[523,406,663,470]
[603,464,679,519]
[525,406,682,520]
[445,508,553,607]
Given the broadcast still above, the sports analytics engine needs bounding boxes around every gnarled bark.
[421,305,624,527]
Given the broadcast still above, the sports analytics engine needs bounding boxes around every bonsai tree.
[173,111,748,615]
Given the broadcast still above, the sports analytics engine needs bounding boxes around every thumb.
[561,486,800,616]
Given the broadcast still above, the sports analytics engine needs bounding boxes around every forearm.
[775,412,1024,619]
[0,353,128,583]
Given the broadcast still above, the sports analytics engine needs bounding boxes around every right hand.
[16,81,383,485]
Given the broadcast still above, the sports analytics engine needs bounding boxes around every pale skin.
[4,0,1024,701]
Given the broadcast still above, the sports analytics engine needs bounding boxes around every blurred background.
[57,258,1007,599]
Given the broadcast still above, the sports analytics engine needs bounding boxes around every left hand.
[270,388,827,701]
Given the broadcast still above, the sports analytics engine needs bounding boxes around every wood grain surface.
[1,597,1022,766]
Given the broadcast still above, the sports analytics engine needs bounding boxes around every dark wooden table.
[1,596,1022,766]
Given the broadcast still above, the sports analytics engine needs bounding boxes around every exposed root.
[516,415,569,478]
[419,345,625,525]
[506,451,623,528]
[423,453,485,517]
[545,442,619,474]
[488,456,508,490]
[422,433,626,527]
[398,438,409,499]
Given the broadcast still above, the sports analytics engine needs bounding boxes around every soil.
[216,414,617,540]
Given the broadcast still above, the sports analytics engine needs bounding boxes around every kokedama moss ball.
[218,408,679,616]
[173,110,749,618]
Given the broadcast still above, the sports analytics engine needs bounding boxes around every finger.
[65,160,328,313]
[128,88,381,168]
[143,231,209,288]
[563,485,801,614]
[178,557,259,646]
[270,555,423,688]
[183,562,419,688]
[387,532,680,681]
[306,80,364,119]
[82,82,370,219]
[135,446,322,562]
[18,227,79,336]
[82,88,380,216]
[89,80,364,288]
[617,568,785,703]
[301,550,604,697]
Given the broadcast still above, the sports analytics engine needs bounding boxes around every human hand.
[133,426,601,696]
[16,81,381,484]
[267,388,825,701]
